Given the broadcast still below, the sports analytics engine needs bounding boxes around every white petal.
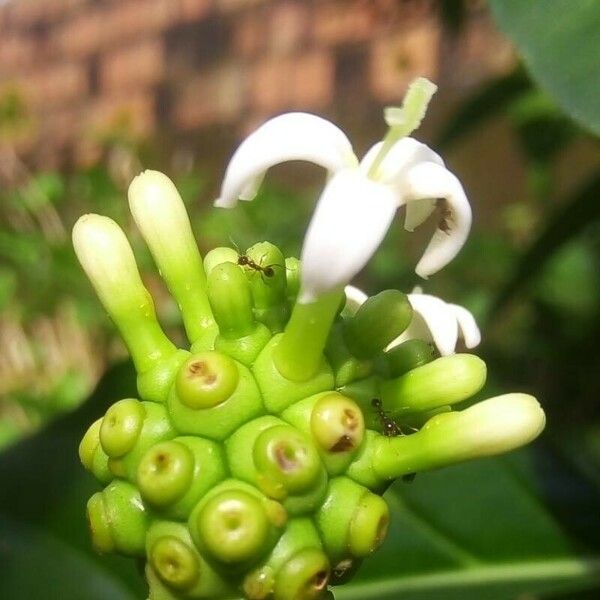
[388,293,459,356]
[399,161,472,278]
[215,113,357,208]
[359,138,443,233]
[404,197,437,232]
[450,303,481,349]
[344,285,368,315]
[299,170,397,303]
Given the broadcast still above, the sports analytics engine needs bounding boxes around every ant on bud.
[230,240,281,279]
[371,398,417,484]
[237,254,276,277]
[371,398,402,437]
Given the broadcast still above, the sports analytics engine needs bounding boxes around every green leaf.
[489,0,600,135]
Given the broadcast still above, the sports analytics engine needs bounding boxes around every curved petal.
[299,170,397,303]
[398,161,472,278]
[388,293,459,356]
[215,113,357,208]
[450,303,481,349]
[359,138,444,232]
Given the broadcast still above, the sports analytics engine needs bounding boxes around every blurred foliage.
[1,1,600,597]
[489,0,600,135]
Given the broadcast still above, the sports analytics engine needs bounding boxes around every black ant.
[437,199,453,235]
[371,398,403,437]
[371,398,417,484]
[237,254,277,277]
[230,239,282,279]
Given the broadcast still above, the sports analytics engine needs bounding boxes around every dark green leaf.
[489,0,600,135]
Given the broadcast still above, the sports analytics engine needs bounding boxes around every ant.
[237,254,276,277]
[437,199,453,235]
[371,398,417,484]
[230,239,282,279]
[371,398,403,437]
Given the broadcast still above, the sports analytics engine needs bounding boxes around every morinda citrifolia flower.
[74,78,545,600]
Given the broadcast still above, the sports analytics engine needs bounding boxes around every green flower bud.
[189,480,286,570]
[282,392,365,475]
[273,548,330,600]
[104,401,176,481]
[136,349,190,404]
[253,425,323,497]
[72,214,176,374]
[253,335,334,414]
[316,477,388,561]
[100,399,145,458]
[79,418,112,483]
[208,261,272,365]
[176,352,239,410]
[347,492,389,558]
[86,481,148,556]
[168,355,264,440]
[137,437,226,519]
[372,394,545,480]
[380,354,487,414]
[310,394,365,456]
[226,416,286,487]
[146,521,232,598]
[325,324,372,388]
[245,241,289,333]
[382,339,437,378]
[128,170,216,346]
[343,290,412,359]
[204,246,240,278]
[196,489,272,564]
[246,519,328,599]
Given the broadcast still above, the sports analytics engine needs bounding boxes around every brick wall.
[0,0,514,167]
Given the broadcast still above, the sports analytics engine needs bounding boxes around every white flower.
[345,285,481,356]
[393,291,481,356]
[215,80,471,304]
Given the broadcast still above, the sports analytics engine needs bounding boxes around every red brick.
[53,0,177,58]
[232,12,266,59]
[0,36,37,73]
[178,0,213,21]
[249,51,333,113]
[100,39,165,92]
[313,1,376,45]
[85,91,156,139]
[52,11,105,58]
[216,0,267,13]
[290,51,334,108]
[268,1,308,55]
[369,23,440,102]
[172,64,245,129]
[105,0,176,41]
[21,62,88,109]
[5,0,86,26]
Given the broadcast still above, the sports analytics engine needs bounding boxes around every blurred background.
[0,0,599,598]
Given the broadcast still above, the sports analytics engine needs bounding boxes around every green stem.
[273,289,343,381]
